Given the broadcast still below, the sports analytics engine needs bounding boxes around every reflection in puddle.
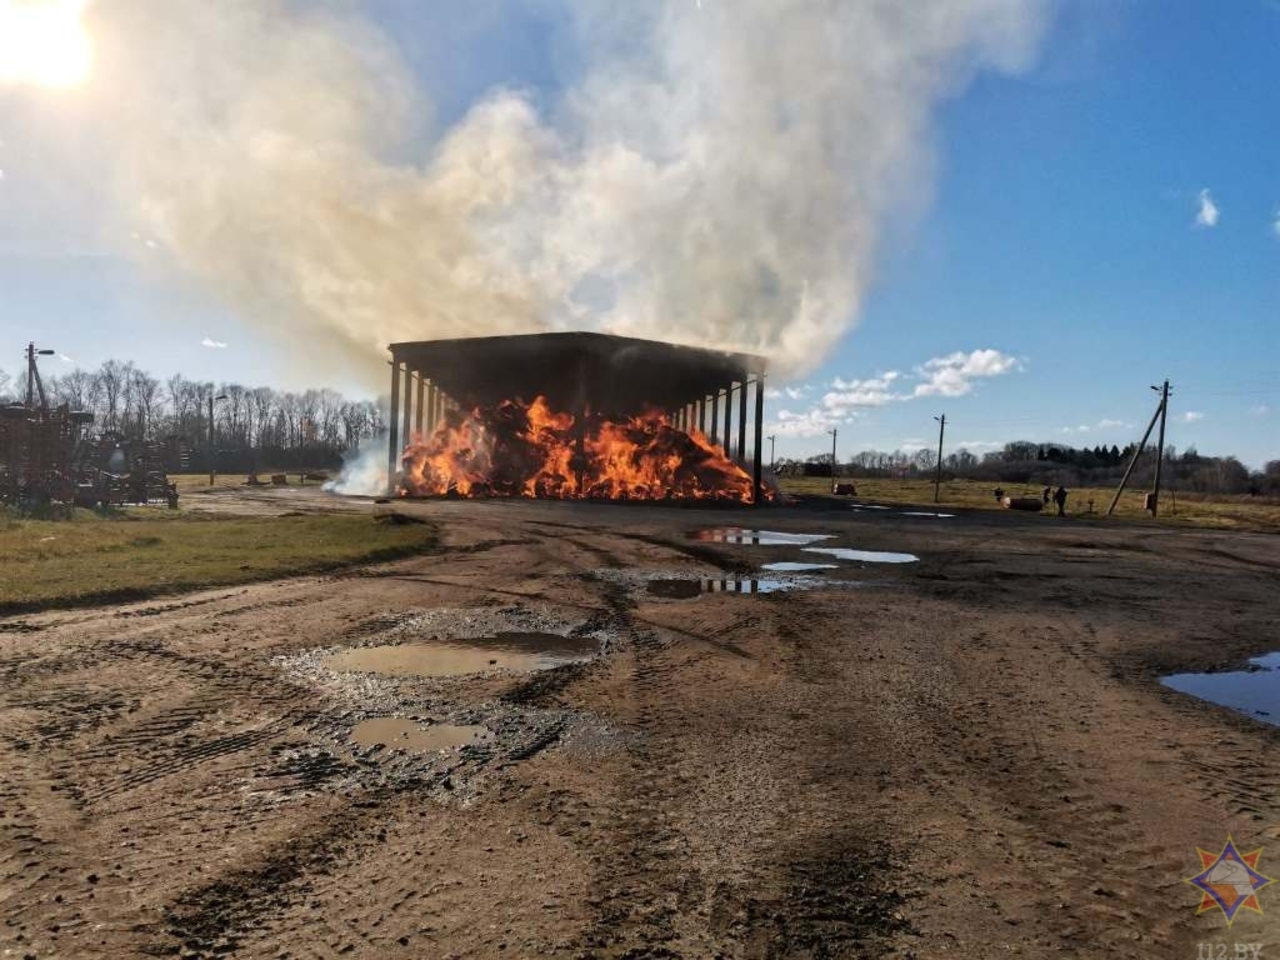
[850,504,891,510]
[1161,653,1280,727]
[900,511,956,518]
[646,577,808,597]
[328,632,598,677]
[689,528,833,546]
[803,547,919,564]
[761,561,839,572]
[350,717,491,752]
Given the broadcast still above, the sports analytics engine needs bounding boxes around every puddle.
[803,547,919,564]
[900,511,956,518]
[689,528,833,546]
[646,577,810,597]
[850,504,891,510]
[761,561,839,573]
[350,717,491,752]
[328,632,598,678]
[1161,653,1280,727]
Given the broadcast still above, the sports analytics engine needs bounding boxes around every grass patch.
[779,477,1280,533]
[0,511,437,613]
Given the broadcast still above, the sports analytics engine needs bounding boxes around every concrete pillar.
[753,376,765,506]
[400,366,412,455]
[414,374,425,438]
[387,358,400,492]
[722,386,732,456]
[737,379,748,462]
[710,391,719,445]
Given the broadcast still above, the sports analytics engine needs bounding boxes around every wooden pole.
[828,428,838,492]
[1106,396,1164,516]
[1150,380,1170,516]
[933,414,946,503]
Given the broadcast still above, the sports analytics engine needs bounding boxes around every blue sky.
[0,1,1276,467]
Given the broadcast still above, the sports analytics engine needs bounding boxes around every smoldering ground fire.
[386,333,771,504]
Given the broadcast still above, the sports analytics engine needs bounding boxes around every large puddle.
[1162,652,1280,727]
[803,546,919,564]
[350,717,492,752]
[328,632,599,678]
[761,561,839,573]
[689,528,833,546]
[646,577,811,597]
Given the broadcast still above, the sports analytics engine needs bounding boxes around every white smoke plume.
[7,0,1049,380]
[323,435,388,497]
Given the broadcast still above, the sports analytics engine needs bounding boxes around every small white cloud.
[1195,188,1219,228]
[1181,410,1204,423]
[913,349,1021,398]
[1272,208,1280,238]
[955,440,1004,450]
[1250,404,1269,416]
[57,353,73,363]
[1061,417,1130,435]
[764,387,784,399]
[201,337,228,349]
[824,371,902,411]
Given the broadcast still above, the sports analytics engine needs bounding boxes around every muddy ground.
[1,489,1278,959]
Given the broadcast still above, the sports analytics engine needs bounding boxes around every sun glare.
[0,0,93,89]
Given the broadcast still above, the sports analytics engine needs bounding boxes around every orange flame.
[399,396,761,502]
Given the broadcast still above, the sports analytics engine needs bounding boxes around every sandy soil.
[1,489,1278,959]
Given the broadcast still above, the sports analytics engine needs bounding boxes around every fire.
[399,396,761,502]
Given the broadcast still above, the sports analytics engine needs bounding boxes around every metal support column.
[737,379,748,462]
[697,399,706,435]
[387,358,401,492]
[710,391,720,445]
[753,377,765,506]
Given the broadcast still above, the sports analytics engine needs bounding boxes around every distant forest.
[778,441,1280,498]
[0,360,382,473]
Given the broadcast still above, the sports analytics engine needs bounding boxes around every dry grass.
[778,476,1280,532]
[0,511,435,612]
[169,471,334,493]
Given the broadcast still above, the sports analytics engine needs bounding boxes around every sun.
[0,0,93,89]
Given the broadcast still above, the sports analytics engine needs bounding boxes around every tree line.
[778,441,1280,498]
[0,360,383,472]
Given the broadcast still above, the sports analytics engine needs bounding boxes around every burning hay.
[400,397,758,502]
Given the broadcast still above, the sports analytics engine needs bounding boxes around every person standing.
[1054,485,1068,517]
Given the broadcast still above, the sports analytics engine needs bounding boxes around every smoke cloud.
[9,0,1049,381]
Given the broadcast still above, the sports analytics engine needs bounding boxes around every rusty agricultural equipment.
[0,343,177,509]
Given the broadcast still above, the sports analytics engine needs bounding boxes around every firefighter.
[1054,485,1068,517]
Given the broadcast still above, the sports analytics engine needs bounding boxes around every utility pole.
[933,413,946,504]
[25,342,53,409]
[828,428,838,492]
[766,434,776,473]
[1106,381,1170,517]
[1150,379,1170,516]
[208,392,228,487]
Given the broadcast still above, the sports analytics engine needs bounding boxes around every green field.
[779,476,1280,532]
[0,511,435,613]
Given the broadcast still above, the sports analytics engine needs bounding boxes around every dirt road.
[2,491,1277,958]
